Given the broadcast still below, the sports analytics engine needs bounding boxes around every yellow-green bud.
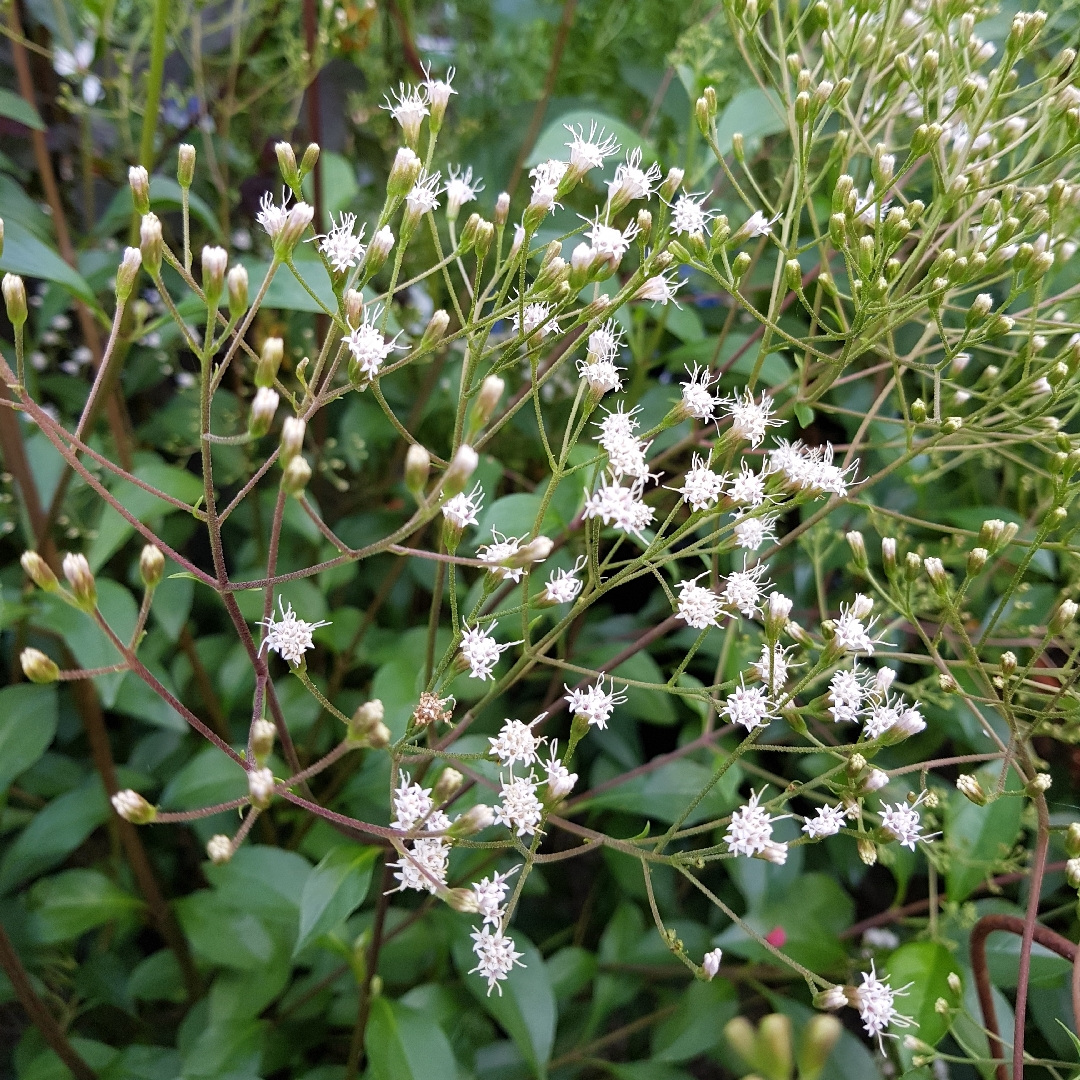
[139,544,165,589]
[1065,822,1080,857]
[62,552,97,610]
[756,1014,793,1080]
[433,767,464,803]
[20,647,59,684]
[911,398,927,423]
[468,375,504,437]
[129,165,151,215]
[1000,650,1017,676]
[348,699,386,745]
[956,773,987,805]
[281,454,312,496]
[140,213,163,276]
[404,443,431,497]
[443,444,478,497]
[111,789,157,824]
[450,804,495,836]
[1051,599,1077,635]
[300,142,320,180]
[275,141,300,188]
[177,144,196,188]
[250,718,276,764]
[227,265,249,320]
[21,550,58,591]
[732,251,751,280]
[280,416,306,463]
[797,1014,842,1080]
[387,147,422,201]
[846,530,867,570]
[966,547,988,576]
[2,273,26,327]
[249,387,279,438]
[724,1017,757,1069]
[256,337,283,388]
[116,247,142,303]
[904,551,922,580]
[421,309,450,353]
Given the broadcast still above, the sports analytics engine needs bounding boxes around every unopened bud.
[250,718,276,763]
[280,416,306,463]
[387,147,422,200]
[129,165,151,215]
[177,144,196,188]
[904,551,922,581]
[848,753,867,775]
[785,258,803,292]
[1000,650,1017,676]
[798,1014,842,1080]
[248,767,275,809]
[846,530,867,570]
[248,386,279,438]
[924,556,948,594]
[1026,773,1052,796]
[111,789,157,824]
[966,547,988,576]
[701,947,722,980]
[206,835,233,864]
[451,804,495,836]
[660,166,685,202]
[20,647,59,684]
[862,768,888,792]
[227,265,248,320]
[911,397,927,423]
[139,544,165,589]
[724,1017,757,1067]
[349,699,385,745]
[433,767,464,803]
[765,591,793,638]
[956,774,987,805]
[755,1013,793,1079]
[420,309,450,353]
[968,292,993,325]
[404,443,431,496]
[881,537,897,577]
[21,551,58,591]
[939,672,957,692]
[277,202,314,256]
[364,226,394,276]
[281,455,312,495]
[731,251,751,280]
[275,141,300,188]
[468,375,504,435]
[858,837,878,865]
[62,552,96,610]
[2,274,26,327]
[116,247,142,302]
[443,444,478,497]
[256,337,283,388]
[1067,857,1080,889]
[1051,599,1078,634]
[494,192,510,226]
[813,986,848,1011]
[300,143,320,180]
[140,213,163,276]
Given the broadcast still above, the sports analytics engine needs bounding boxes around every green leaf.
[945,766,1024,902]
[0,219,98,306]
[0,776,109,893]
[293,844,378,956]
[175,891,278,971]
[885,941,960,1049]
[453,926,556,1078]
[29,869,143,943]
[0,684,57,794]
[795,402,815,427]
[528,108,657,168]
[302,151,359,217]
[240,256,336,313]
[365,997,457,1080]
[715,88,788,157]
[0,87,45,130]
[651,978,738,1062]
[95,176,223,238]
[160,745,248,811]
[128,949,186,1004]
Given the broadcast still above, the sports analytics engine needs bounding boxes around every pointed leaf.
[0,684,57,794]
[365,997,457,1080]
[293,844,378,956]
[0,219,97,306]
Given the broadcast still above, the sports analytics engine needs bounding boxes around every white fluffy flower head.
[724,678,775,732]
[442,483,484,530]
[802,804,846,839]
[470,926,524,995]
[725,788,778,857]
[489,714,547,768]
[564,676,626,729]
[259,597,330,664]
[543,557,586,605]
[494,772,544,837]
[855,961,915,1052]
[446,164,483,219]
[583,474,655,537]
[565,122,620,175]
[478,529,528,582]
[677,577,724,629]
[317,212,366,274]
[346,305,403,380]
[681,364,722,421]
[679,454,725,512]
[725,388,780,447]
[460,621,518,681]
[671,193,712,236]
[723,561,770,618]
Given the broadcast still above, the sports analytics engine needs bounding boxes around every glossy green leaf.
[293,844,378,956]
[365,996,457,1080]
[0,219,98,306]
[0,684,57,794]
[96,175,223,238]
[160,745,248,811]
[945,766,1024,902]
[453,926,556,1078]
[651,978,738,1062]
[885,941,960,1049]
[0,775,109,893]
[29,869,143,943]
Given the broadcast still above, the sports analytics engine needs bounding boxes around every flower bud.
[924,556,948,594]
[731,251,751,280]
[139,544,165,589]
[280,416,306,464]
[277,202,314,256]
[111,789,157,824]
[255,336,283,389]
[956,774,987,805]
[785,258,802,291]
[207,835,232,864]
[140,213,163,276]
[1065,823,1080,857]
[404,443,431,497]
[115,247,142,303]
[1000,650,1017,676]
[343,288,363,327]
[881,537,897,577]
[348,699,385,744]
[858,837,878,865]
[21,551,58,591]
[798,1014,842,1080]
[248,766,275,809]
[660,166,685,203]
[227,265,248,320]
[364,226,394,276]
[724,1017,757,1067]
[300,142,320,179]
[966,547,988,576]
[847,753,867,776]
[911,398,926,423]
[248,386,279,438]
[250,718,276,764]
[939,672,957,692]
[129,165,151,215]
[904,551,922,581]
[764,591,793,638]
[443,444,478,497]
[862,768,888,793]
[451,804,495,836]
[275,141,300,188]
[177,143,196,188]
[20,647,59,684]
[987,314,1014,338]
[200,248,227,307]
[468,375,504,436]
[387,147,422,200]
[62,552,96,610]
[755,840,788,865]
[1067,858,1080,889]
[2,274,26,328]
[967,292,993,327]
[846,530,867,570]
[1051,599,1078,634]
[813,986,848,1011]
[474,220,495,262]
[731,132,744,162]
[701,947,722,980]
[281,455,312,496]
[755,1013,793,1079]
[1026,773,1052,796]
[365,721,391,749]
[494,192,510,227]
[433,767,464,804]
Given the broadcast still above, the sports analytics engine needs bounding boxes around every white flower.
[544,743,577,799]
[472,867,517,927]
[880,794,929,850]
[383,83,430,143]
[607,147,662,204]
[206,835,232,864]
[446,164,483,219]
[769,439,855,497]
[671,193,712,236]
[723,562,770,618]
[829,665,869,723]
[564,676,626,729]
[583,474,655,537]
[681,364,721,421]
[679,454,726,512]
[600,431,650,480]
[257,191,290,242]
[725,388,779,447]
[835,594,882,654]
[752,643,793,688]
[855,962,915,1052]
[494,772,545,837]
[702,947,723,979]
[317,212,366,273]
[542,558,586,605]
[733,514,776,551]
[738,209,778,240]
[585,320,624,363]
[529,159,567,210]
[489,715,547,768]
[725,788,778,857]
[512,300,557,340]
[855,182,892,227]
[392,775,435,829]
[470,925,525,995]
[259,597,330,664]
[565,122,620,176]
[862,927,900,951]
[635,270,683,305]
[391,835,450,894]
[677,577,724,629]
[584,215,639,264]
[579,355,624,395]
[346,305,403,380]
[460,622,517,681]
[422,64,456,113]
[478,530,528,583]
[863,768,889,793]
[727,460,769,507]
[442,483,484,530]
[248,767,275,805]
[723,679,775,731]
[893,703,926,739]
[54,40,103,104]
[406,170,443,217]
[802,804,846,839]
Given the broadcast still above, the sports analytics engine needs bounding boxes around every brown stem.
[1013,793,1050,1080]
[345,856,391,1079]
[178,626,231,740]
[549,1004,678,1069]
[506,0,578,196]
[0,924,97,1080]
[971,913,1077,1080]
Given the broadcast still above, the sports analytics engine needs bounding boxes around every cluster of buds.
[725,1011,841,1080]
[348,699,391,748]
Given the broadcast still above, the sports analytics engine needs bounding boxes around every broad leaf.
[945,766,1024,902]
[365,996,457,1080]
[885,941,960,1049]
[715,88,788,158]
[0,87,44,130]
[293,844,378,956]
[651,978,738,1062]
[29,869,143,942]
[0,683,57,794]
[96,175,223,238]
[0,219,97,306]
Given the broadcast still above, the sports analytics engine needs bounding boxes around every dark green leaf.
[0,219,97,306]
[294,844,378,956]
[885,941,960,1048]
[0,684,57,795]
[365,996,457,1080]
[29,869,143,943]
[945,766,1024,902]
[651,978,738,1062]
[0,87,45,130]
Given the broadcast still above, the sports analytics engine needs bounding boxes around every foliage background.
[0,1,1078,1079]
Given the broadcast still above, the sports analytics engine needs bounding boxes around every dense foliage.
[1,1,1080,1079]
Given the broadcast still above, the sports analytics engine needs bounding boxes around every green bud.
[256,337,283,388]
[20,647,59,684]
[128,165,150,215]
[177,144,196,188]
[21,550,58,591]
[300,142,320,180]
[275,141,300,188]
[911,397,927,423]
[2,273,26,327]
[732,251,751,280]
[756,1013,793,1080]
[798,1015,843,1080]
[227,265,248,321]
[281,454,312,496]
[139,544,165,589]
